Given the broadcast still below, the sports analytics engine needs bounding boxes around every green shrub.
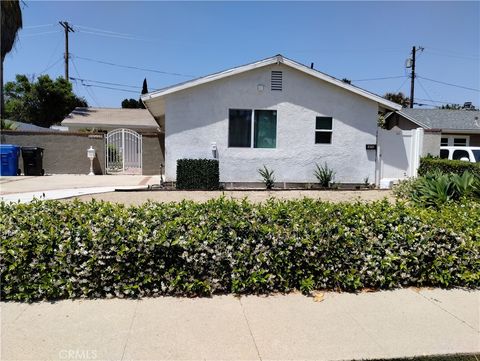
[418,157,480,178]
[392,178,419,200]
[176,159,219,190]
[258,165,275,189]
[314,162,335,187]
[1,198,479,301]
[395,170,480,207]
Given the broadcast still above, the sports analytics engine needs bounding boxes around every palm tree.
[1,0,23,118]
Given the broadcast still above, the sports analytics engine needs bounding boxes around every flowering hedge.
[1,198,479,301]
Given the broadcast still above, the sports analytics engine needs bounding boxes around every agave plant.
[314,162,335,188]
[451,171,477,197]
[258,165,275,189]
[412,172,455,207]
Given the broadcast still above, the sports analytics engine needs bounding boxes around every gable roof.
[395,108,480,131]
[62,107,159,130]
[141,54,401,111]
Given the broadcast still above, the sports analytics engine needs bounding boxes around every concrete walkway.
[1,289,478,360]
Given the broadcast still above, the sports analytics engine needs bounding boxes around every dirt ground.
[70,189,394,205]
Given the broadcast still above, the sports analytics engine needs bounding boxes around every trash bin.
[0,144,21,176]
[21,147,45,176]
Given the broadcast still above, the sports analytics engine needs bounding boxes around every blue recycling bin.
[0,144,21,176]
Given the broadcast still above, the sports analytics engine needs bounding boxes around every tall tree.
[1,0,23,118]
[139,78,148,108]
[383,92,410,108]
[4,74,88,127]
[141,78,148,95]
[121,78,149,109]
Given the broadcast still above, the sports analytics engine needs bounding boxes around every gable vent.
[271,71,283,91]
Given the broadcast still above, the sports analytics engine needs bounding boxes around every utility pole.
[408,46,423,108]
[59,21,74,82]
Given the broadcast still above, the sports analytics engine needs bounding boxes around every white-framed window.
[228,109,277,148]
[441,135,469,147]
[315,116,333,144]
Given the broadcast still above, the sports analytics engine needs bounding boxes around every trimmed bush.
[176,159,219,190]
[418,157,480,178]
[1,198,479,301]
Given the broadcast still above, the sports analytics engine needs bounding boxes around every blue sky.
[5,1,479,108]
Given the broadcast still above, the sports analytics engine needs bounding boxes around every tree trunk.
[1,56,4,119]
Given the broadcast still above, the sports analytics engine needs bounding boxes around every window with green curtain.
[254,110,277,148]
[228,109,251,147]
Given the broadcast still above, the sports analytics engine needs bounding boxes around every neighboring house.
[6,120,55,132]
[142,54,401,185]
[62,107,160,132]
[385,108,480,147]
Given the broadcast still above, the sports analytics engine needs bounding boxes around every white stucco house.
[142,54,402,186]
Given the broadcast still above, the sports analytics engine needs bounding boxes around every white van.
[440,146,480,163]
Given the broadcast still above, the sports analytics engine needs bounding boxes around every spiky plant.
[258,165,275,190]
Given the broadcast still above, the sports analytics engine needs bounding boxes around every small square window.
[315,132,332,144]
[316,117,332,130]
[315,116,333,144]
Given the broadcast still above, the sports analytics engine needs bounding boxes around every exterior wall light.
[87,146,96,176]
[257,84,265,92]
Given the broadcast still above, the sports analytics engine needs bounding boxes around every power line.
[415,98,463,105]
[76,29,148,42]
[23,24,55,29]
[417,76,480,92]
[22,30,59,37]
[424,50,479,61]
[38,58,63,75]
[81,84,140,94]
[69,77,142,89]
[423,47,479,60]
[73,55,195,78]
[395,77,409,93]
[75,25,136,37]
[40,34,63,75]
[416,78,435,105]
[351,75,406,82]
[71,58,100,107]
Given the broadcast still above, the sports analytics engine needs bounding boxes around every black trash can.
[21,147,45,176]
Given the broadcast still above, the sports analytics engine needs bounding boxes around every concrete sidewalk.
[1,289,478,361]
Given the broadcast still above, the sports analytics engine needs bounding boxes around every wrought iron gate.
[105,128,142,174]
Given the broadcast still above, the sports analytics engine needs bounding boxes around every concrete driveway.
[0,175,161,194]
[0,175,161,203]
